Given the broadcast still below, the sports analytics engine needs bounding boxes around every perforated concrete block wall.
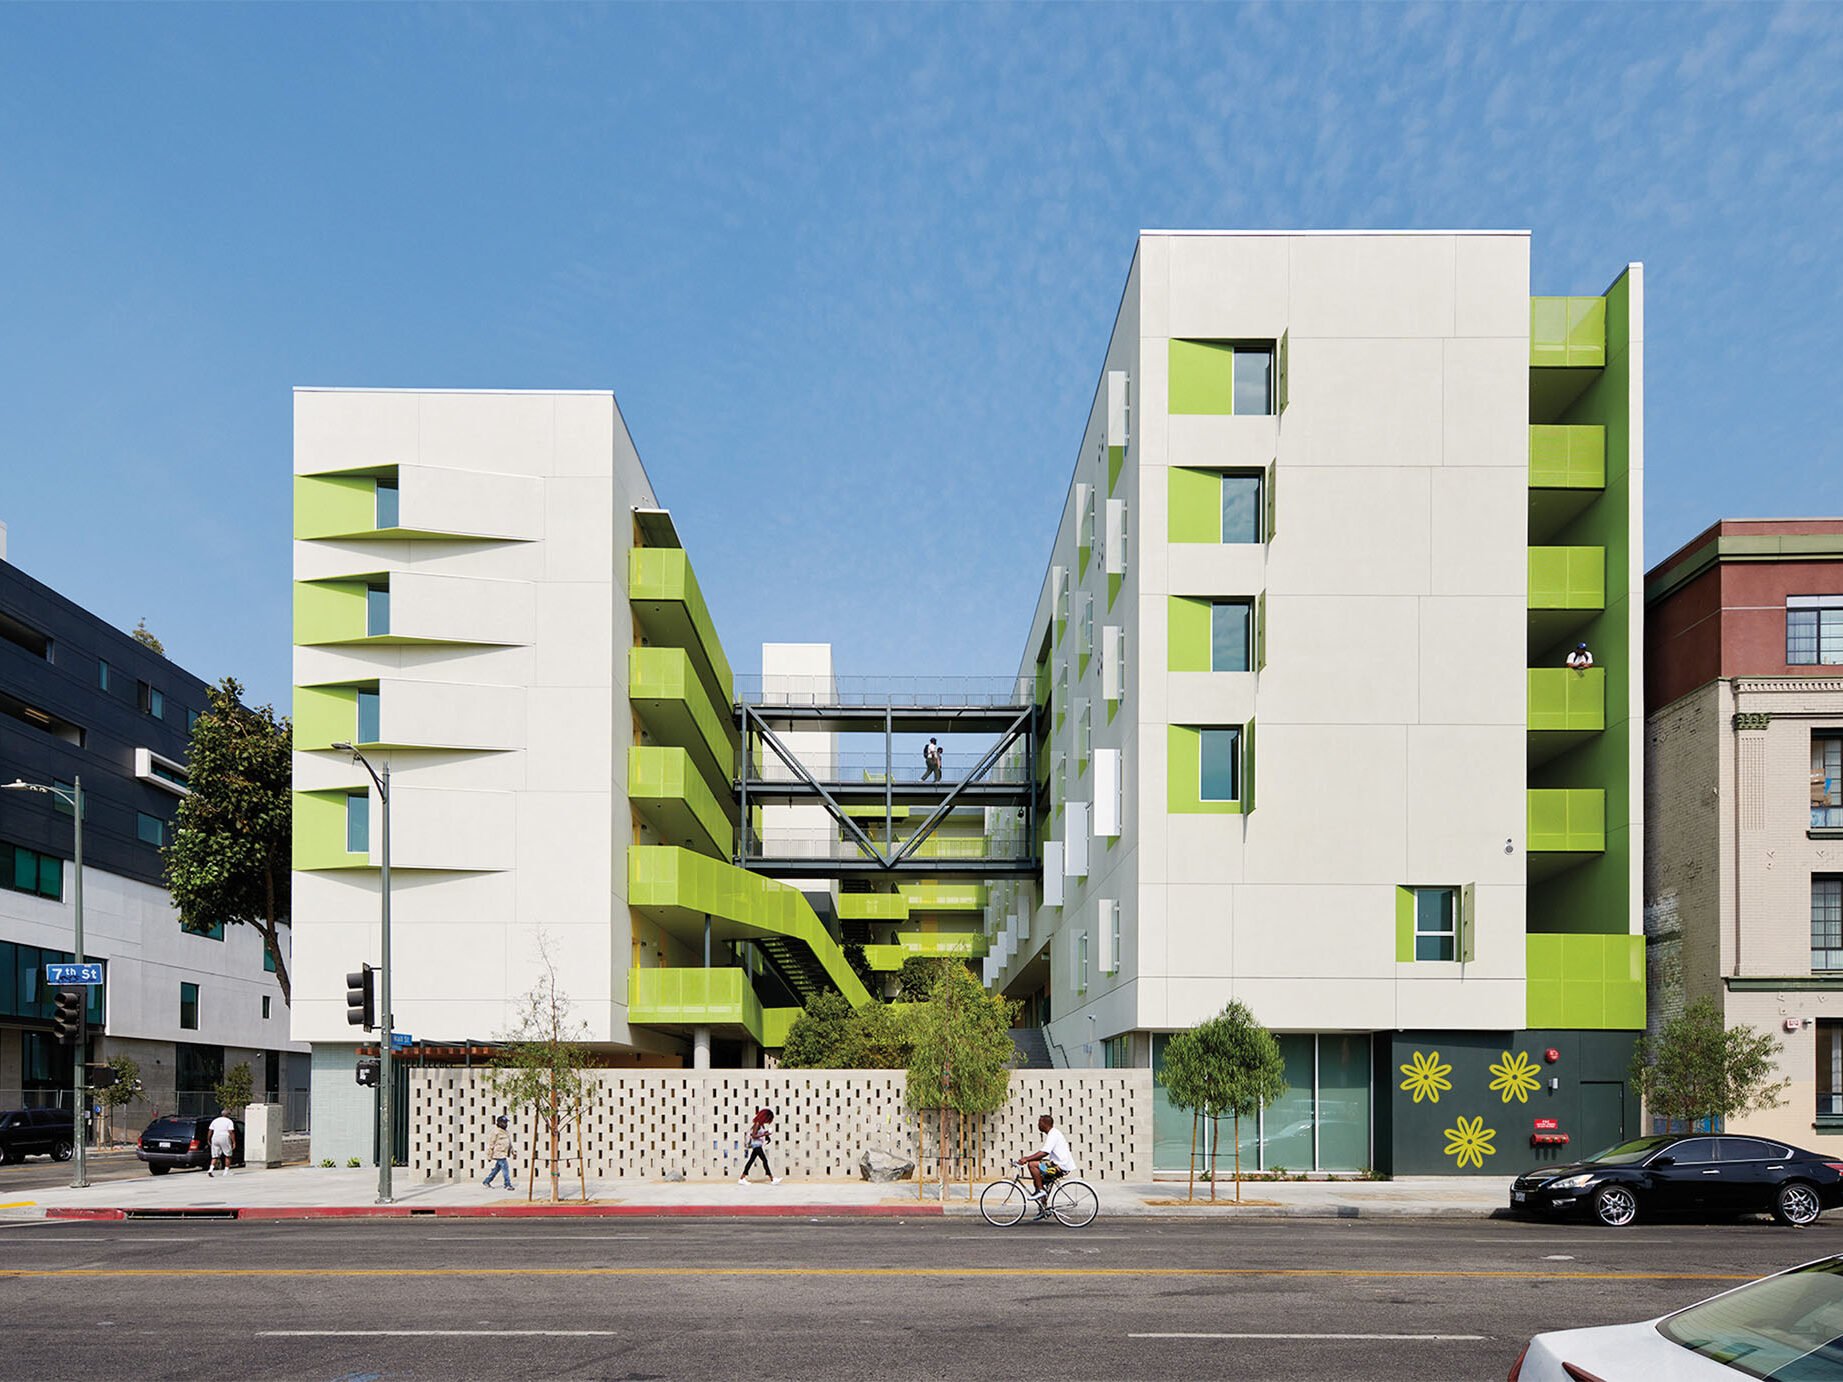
[411,1068,1153,1182]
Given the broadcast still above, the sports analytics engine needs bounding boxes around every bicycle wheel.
[980,1179,1029,1227]
[1051,1179,1099,1228]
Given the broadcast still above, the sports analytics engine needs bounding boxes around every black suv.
[136,1115,244,1175]
[0,1107,76,1164]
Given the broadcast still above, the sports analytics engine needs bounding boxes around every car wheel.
[51,1139,73,1162]
[1592,1184,1638,1227]
[0,1146,14,1166]
[1774,1181,1823,1228]
[148,1163,170,1175]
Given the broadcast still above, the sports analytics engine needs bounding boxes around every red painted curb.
[50,1203,944,1222]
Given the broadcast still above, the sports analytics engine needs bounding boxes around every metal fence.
[751,752,1034,785]
[743,830,1035,862]
[1,1087,308,1146]
[737,675,1033,708]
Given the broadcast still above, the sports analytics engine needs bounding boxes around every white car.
[1510,1254,1843,1380]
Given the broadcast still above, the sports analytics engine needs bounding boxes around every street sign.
[390,1032,413,1049]
[45,962,103,986]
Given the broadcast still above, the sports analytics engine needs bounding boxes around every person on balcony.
[1565,643,1594,675]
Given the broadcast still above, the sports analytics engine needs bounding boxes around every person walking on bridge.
[922,737,943,783]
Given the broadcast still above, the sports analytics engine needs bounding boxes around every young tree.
[489,936,593,1202]
[905,963,1018,1201]
[780,991,915,1068]
[96,1055,142,1146]
[130,619,165,655]
[1158,1002,1288,1202]
[215,1061,255,1113]
[163,678,293,1002]
[1631,998,1791,1131]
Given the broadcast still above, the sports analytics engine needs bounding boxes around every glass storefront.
[1151,1031,1374,1174]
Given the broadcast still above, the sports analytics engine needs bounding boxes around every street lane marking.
[416,1234,654,1242]
[0,1266,1758,1282]
[1130,1333,1487,1341]
[259,1330,618,1338]
[0,1202,38,1209]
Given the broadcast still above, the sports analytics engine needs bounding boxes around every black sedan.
[1510,1133,1843,1227]
[135,1115,244,1175]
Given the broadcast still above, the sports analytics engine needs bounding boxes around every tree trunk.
[916,1111,924,1202]
[938,1104,947,1204]
[1188,1112,1198,1203]
[526,1107,540,1201]
[577,1095,587,1203]
[548,1084,560,1203]
[1209,1115,1218,1202]
[261,869,292,1005]
[1233,1112,1242,1204]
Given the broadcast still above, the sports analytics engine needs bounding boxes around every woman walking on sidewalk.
[739,1108,779,1184]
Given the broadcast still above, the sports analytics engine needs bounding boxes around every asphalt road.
[0,1148,152,1191]
[0,1214,1834,1380]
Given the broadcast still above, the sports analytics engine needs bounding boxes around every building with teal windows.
[291,232,1645,1175]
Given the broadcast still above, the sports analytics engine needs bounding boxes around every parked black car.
[0,1107,75,1164]
[1510,1133,1843,1227]
[136,1115,244,1175]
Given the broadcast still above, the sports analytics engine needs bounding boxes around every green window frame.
[180,982,199,1031]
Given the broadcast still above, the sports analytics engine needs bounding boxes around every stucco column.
[693,1027,711,1070]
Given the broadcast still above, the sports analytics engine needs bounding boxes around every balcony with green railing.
[629,745,735,858]
[1529,425,1608,543]
[898,882,987,912]
[1529,546,1605,647]
[1530,297,1606,369]
[1526,933,1644,1030]
[1528,666,1605,743]
[1527,788,1606,876]
[629,546,734,712]
[628,967,800,1047]
[838,893,910,923]
[863,932,989,971]
[630,646,739,799]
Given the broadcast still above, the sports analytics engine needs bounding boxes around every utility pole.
[334,745,393,1204]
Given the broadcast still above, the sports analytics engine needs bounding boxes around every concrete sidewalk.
[0,1165,1515,1221]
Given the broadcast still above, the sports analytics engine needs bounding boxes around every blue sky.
[2,3,1840,710]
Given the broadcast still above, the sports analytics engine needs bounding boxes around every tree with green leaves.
[780,991,915,1068]
[214,1061,255,1113]
[1631,998,1790,1131]
[895,956,955,1002]
[96,1055,141,1146]
[163,678,293,1002]
[489,936,594,1202]
[130,619,165,655]
[905,963,1018,1201]
[1158,1001,1288,1202]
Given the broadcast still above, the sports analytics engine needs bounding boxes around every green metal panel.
[1168,339,1235,414]
[1243,717,1256,813]
[628,745,735,859]
[626,846,870,1006]
[629,546,736,710]
[293,580,368,645]
[1528,426,1606,490]
[1530,296,1606,368]
[629,966,760,1030]
[838,893,910,922]
[1264,459,1277,540]
[1525,934,1644,1030]
[293,684,357,751]
[1167,597,1212,672]
[1527,667,1606,732]
[1459,882,1477,963]
[1256,591,1268,670]
[291,789,370,871]
[1276,329,1289,413]
[1395,887,1414,963]
[629,646,739,801]
[1166,725,1242,815]
[897,882,986,911]
[1107,444,1125,493]
[294,474,378,540]
[1528,546,1605,610]
[1167,469,1222,543]
[1527,789,1606,853]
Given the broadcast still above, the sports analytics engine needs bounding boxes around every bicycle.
[979,1163,1099,1227]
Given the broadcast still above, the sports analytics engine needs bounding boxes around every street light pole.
[5,775,88,1189]
[334,745,393,1204]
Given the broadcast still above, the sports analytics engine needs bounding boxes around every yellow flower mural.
[1489,1050,1543,1104]
[1399,1050,1453,1104]
[1444,1115,1496,1170]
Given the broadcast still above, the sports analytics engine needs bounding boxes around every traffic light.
[345,964,375,1030]
[87,1065,119,1090]
[355,1058,380,1087]
[52,988,83,1045]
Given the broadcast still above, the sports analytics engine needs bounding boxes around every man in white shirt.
[207,1109,236,1178]
[1565,643,1594,674]
[1016,1114,1077,1206]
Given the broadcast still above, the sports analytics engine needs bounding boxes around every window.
[138,681,164,719]
[1816,735,1843,829]
[1414,887,1458,962]
[180,982,199,1031]
[1714,1137,1791,1161]
[183,919,224,941]
[186,707,200,734]
[1233,347,1274,416]
[1820,1021,1843,1118]
[1664,1137,1718,1164]
[346,790,370,855]
[376,478,400,529]
[263,942,277,974]
[357,689,381,745]
[1788,597,1843,666]
[50,780,88,819]
[1,843,63,901]
[1168,340,1275,416]
[1211,601,1254,672]
[1814,877,1843,971]
[136,812,168,847]
[0,610,52,660]
[262,995,272,1021]
[1103,1034,1133,1069]
[366,585,390,637]
[98,658,112,691]
[1199,728,1241,802]
[1221,472,1263,544]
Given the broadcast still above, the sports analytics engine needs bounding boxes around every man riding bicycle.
[1016,1114,1077,1210]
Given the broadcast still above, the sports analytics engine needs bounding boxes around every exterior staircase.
[1010,1027,1054,1069]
